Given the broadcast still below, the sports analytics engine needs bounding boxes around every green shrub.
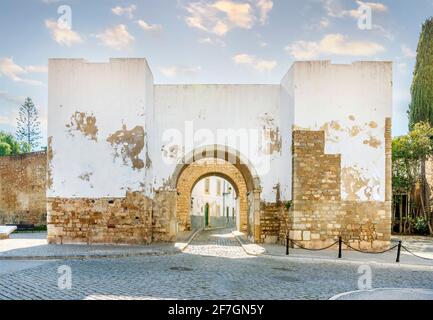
[413,217,429,235]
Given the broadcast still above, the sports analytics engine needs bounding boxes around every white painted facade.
[289,61,393,201]
[191,177,238,228]
[48,59,392,203]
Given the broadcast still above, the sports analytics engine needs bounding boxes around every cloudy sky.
[0,0,431,146]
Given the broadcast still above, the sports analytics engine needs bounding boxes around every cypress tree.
[408,17,433,234]
[409,17,433,127]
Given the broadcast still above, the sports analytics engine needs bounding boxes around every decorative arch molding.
[170,144,262,193]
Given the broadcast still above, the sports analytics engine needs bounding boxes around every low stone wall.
[260,203,286,244]
[0,152,47,225]
[289,200,391,250]
[47,192,153,244]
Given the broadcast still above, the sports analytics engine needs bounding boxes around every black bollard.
[338,237,342,259]
[286,236,289,256]
[396,241,402,263]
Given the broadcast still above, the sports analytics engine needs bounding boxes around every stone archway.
[176,159,249,233]
[171,145,262,242]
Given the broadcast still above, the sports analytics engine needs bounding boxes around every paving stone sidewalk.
[234,232,433,268]
[0,228,432,300]
[0,231,198,260]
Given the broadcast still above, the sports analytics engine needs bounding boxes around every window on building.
[217,179,221,196]
[204,178,210,194]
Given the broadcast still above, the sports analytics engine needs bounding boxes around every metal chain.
[401,245,433,261]
[342,241,399,255]
[286,237,433,262]
[289,239,339,251]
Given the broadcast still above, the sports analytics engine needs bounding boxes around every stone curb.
[329,288,433,300]
[232,232,433,271]
[0,250,180,261]
[179,228,202,252]
[232,231,264,256]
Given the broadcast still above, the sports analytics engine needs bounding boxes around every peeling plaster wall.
[47,58,392,246]
[291,61,393,202]
[0,152,47,225]
[48,59,154,198]
[153,85,281,203]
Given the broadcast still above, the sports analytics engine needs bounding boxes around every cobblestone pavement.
[0,228,432,300]
[183,228,247,258]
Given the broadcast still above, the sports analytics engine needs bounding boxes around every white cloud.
[198,37,227,47]
[323,0,387,19]
[233,53,255,64]
[137,20,163,32]
[401,44,416,59]
[319,17,330,28]
[95,24,135,50]
[0,91,25,105]
[25,65,48,73]
[160,66,202,78]
[0,58,45,87]
[45,19,83,47]
[285,33,385,59]
[112,4,137,19]
[232,53,277,72]
[256,0,273,25]
[184,0,273,36]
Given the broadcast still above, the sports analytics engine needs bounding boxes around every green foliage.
[392,122,433,193]
[16,97,41,151]
[409,17,433,128]
[0,131,26,156]
[0,142,12,156]
[284,201,293,211]
[413,217,429,235]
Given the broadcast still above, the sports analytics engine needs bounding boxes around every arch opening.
[171,146,262,242]
[191,176,239,230]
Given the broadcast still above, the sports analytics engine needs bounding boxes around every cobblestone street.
[0,228,432,300]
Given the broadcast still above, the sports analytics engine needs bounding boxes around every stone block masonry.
[47,192,153,244]
[0,152,47,225]
[286,127,392,251]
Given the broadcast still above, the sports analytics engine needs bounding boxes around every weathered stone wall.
[286,127,392,251]
[260,203,286,243]
[0,152,47,225]
[152,190,177,242]
[47,192,153,244]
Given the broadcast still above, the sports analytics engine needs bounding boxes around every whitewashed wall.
[279,67,295,201]
[48,59,154,198]
[48,59,391,204]
[291,61,392,202]
[153,85,282,202]
[191,177,237,216]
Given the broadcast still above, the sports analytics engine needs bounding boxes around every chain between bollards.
[338,236,342,259]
